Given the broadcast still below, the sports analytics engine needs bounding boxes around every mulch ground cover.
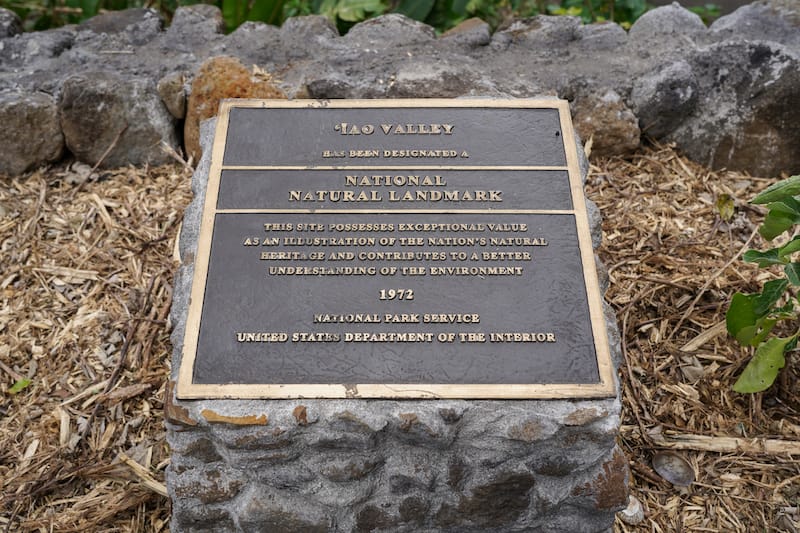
[0,145,798,531]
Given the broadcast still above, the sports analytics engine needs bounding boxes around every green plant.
[688,2,720,25]
[1,0,666,34]
[726,175,800,393]
[220,0,284,31]
[546,0,648,29]
[317,0,386,32]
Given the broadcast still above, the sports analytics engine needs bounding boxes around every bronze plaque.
[177,99,614,399]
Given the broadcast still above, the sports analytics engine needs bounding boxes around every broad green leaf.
[752,175,800,204]
[726,292,758,344]
[68,0,99,19]
[760,197,800,240]
[222,0,247,31]
[337,0,385,22]
[395,0,435,21]
[8,378,31,395]
[779,235,800,258]
[451,0,470,16]
[744,248,785,267]
[318,0,338,19]
[246,0,285,25]
[771,300,797,319]
[786,262,800,286]
[733,336,792,393]
[754,278,789,316]
[749,317,777,347]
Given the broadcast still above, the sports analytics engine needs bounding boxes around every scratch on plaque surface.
[344,384,359,398]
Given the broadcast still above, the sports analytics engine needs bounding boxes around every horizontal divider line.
[222,98,567,110]
[219,166,570,171]
[214,209,576,215]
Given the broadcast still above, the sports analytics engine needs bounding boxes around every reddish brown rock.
[292,405,308,425]
[572,447,630,511]
[184,56,286,162]
[164,381,198,428]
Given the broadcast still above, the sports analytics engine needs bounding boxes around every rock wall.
[165,119,627,533]
[0,0,798,177]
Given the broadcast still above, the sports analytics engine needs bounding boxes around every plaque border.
[177,98,615,399]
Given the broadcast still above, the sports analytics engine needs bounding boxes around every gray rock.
[0,8,22,38]
[170,4,225,34]
[0,91,64,176]
[280,15,338,59]
[0,27,75,71]
[586,199,603,250]
[78,8,163,45]
[306,71,361,99]
[671,41,800,175]
[387,58,478,97]
[239,484,332,533]
[440,18,491,48]
[496,15,581,48]
[628,2,706,39]
[216,21,282,67]
[343,14,435,49]
[59,71,178,168]
[157,72,187,119]
[631,60,699,139]
[626,3,706,68]
[709,0,800,49]
[575,21,627,50]
[165,4,225,52]
[0,2,796,177]
[170,464,247,504]
[172,504,236,531]
[434,470,536,529]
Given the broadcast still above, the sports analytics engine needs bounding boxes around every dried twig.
[74,275,157,453]
[118,453,168,497]
[651,432,800,455]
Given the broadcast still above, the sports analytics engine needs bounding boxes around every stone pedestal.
[166,118,628,533]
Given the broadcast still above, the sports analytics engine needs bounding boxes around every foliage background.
[1,0,720,34]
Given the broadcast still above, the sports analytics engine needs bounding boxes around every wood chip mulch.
[0,146,798,532]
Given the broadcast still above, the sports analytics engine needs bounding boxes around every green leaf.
[779,235,800,258]
[76,0,100,19]
[786,262,800,286]
[754,278,789,316]
[751,175,800,204]
[337,0,385,22]
[394,0,434,21]
[246,0,285,25]
[733,336,792,393]
[318,0,338,19]
[222,0,248,31]
[716,193,734,222]
[726,292,758,344]
[8,378,31,395]
[451,0,470,16]
[744,248,785,267]
[748,317,777,347]
[759,197,800,240]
